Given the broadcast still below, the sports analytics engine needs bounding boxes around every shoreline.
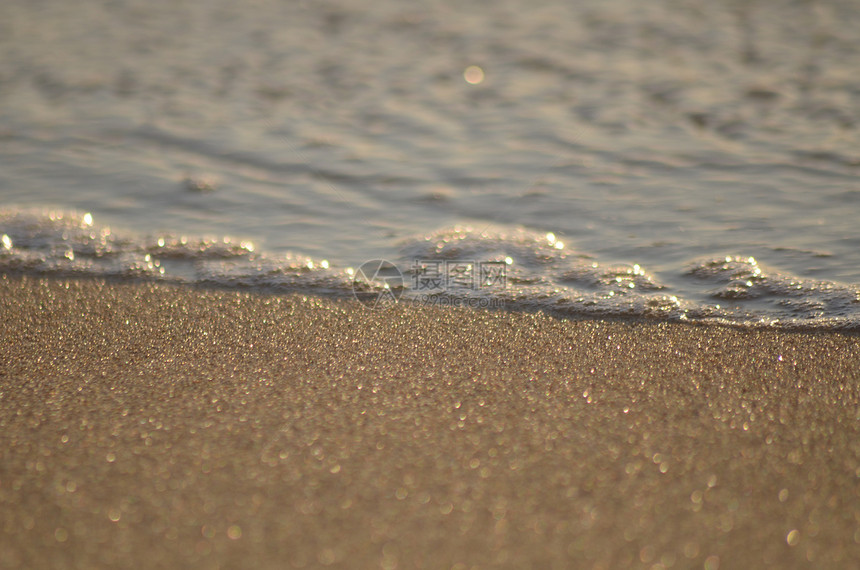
[2,275,860,568]
[4,269,858,335]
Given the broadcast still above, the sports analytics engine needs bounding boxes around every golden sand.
[1,276,860,568]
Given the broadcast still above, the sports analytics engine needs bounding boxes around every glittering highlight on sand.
[1,276,860,568]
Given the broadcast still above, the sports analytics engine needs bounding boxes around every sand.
[1,275,859,569]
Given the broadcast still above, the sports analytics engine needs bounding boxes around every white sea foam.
[3,209,859,330]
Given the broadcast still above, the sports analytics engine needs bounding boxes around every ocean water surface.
[1,0,859,328]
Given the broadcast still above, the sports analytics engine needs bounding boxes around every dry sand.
[1,275,860,569]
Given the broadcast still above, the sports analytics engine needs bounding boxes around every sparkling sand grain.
[1,276,860,568]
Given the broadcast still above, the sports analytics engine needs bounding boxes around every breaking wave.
[2,209,859,330]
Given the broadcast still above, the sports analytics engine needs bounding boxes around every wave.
[2,208,859,330]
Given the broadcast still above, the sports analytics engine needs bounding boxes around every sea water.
[1,0,859,328]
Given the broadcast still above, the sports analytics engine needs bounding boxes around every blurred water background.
[2,0,859,327]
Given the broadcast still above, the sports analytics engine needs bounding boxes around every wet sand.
[1,275,859,569]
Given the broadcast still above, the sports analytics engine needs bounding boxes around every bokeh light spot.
[464,65,485,85]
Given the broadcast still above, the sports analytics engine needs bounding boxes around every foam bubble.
[2,209,859,330]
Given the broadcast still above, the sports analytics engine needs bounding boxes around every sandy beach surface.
[1,275,860,569]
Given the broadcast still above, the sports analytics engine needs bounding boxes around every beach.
[3,0,860,567]
[1,275,859,568]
